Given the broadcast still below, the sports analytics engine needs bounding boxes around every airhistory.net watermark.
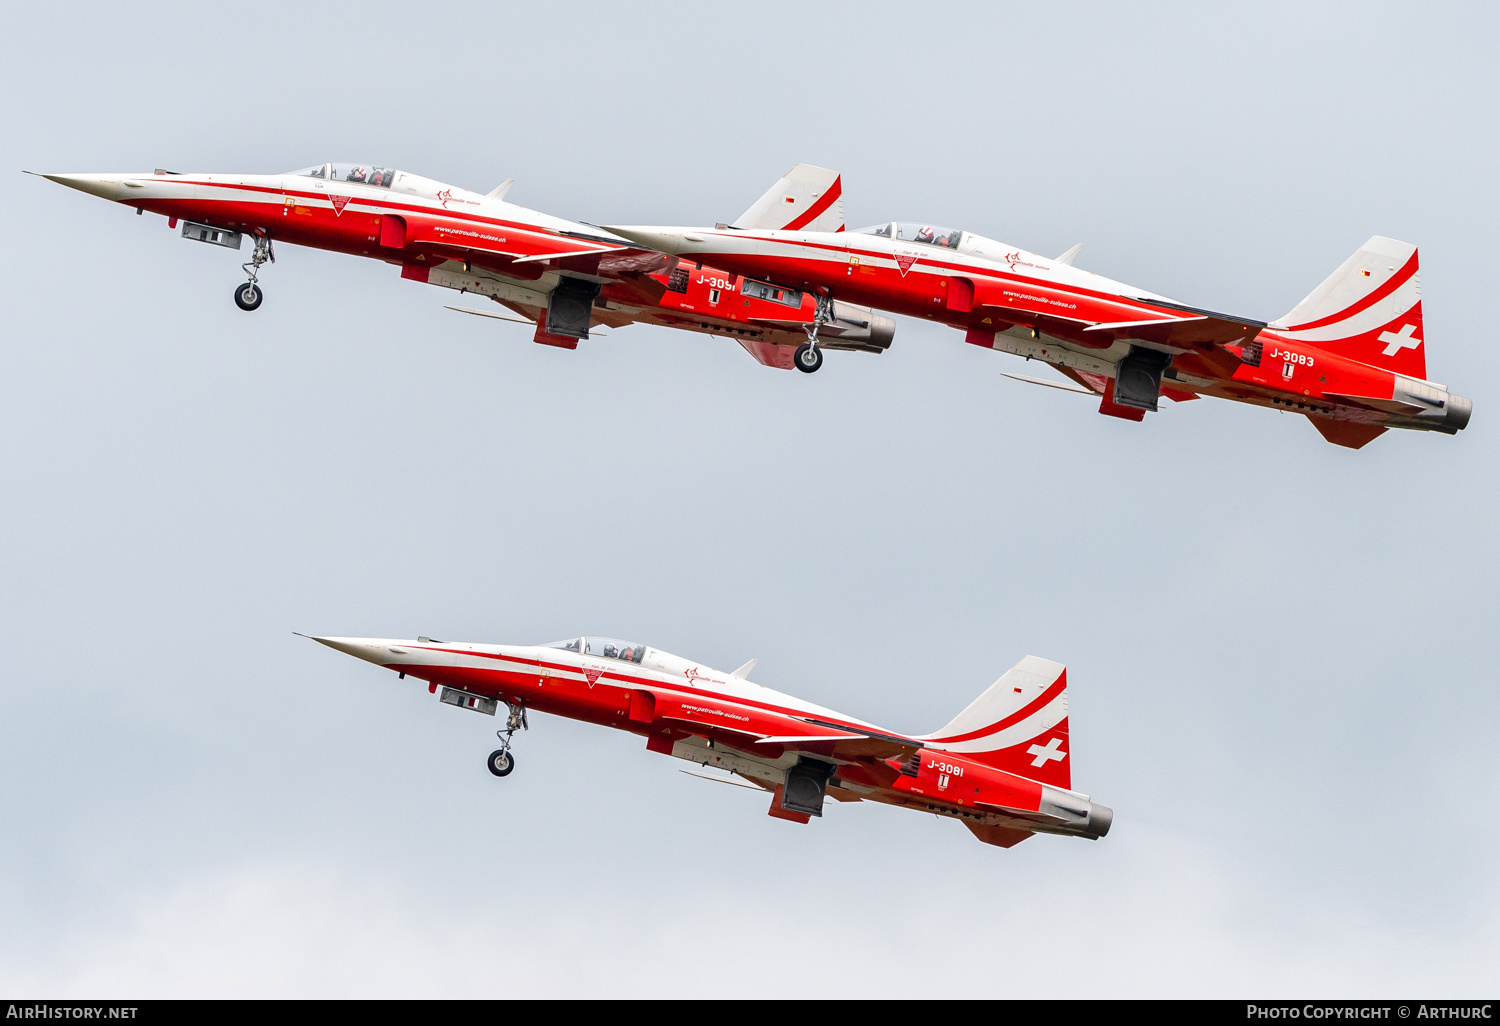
[5,1008,138,1020]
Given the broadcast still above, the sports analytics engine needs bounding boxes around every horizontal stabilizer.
[1308,416,1388,449]
[964,821,1033,848]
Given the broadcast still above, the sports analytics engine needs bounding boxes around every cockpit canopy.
[854,222,963,249]
[284,162,398,187]
[544,637,646,664]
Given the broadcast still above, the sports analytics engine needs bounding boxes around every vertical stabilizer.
[732,164,844,233]
[917,656,1071,789]
[1272,236,1426,379]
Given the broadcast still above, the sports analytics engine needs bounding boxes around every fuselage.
[312,634,1110,844]
[607,221,1470,441]
[37,166,894,366]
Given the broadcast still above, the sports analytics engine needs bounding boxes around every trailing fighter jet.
[30,163,892,370]
[608,167,1470,447]
[307,633,1112,849]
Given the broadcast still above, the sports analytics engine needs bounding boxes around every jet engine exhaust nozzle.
[1444,393,1473,434]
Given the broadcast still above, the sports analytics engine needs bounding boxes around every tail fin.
[1271,236,1425,379]
[732,163,844,233]
[917,656,1071,790]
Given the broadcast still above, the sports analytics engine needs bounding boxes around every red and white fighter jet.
[32,163,893,370]
[308,633,1112,849]
[609,167,1471,447]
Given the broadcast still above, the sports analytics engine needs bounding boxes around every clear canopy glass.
[853,223,892,237]
[331,163,395,187]
[584,637,646,663]
[282,163,396,187]
[896,223,962,248]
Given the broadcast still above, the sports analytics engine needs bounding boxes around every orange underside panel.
[1309,416,1388,449]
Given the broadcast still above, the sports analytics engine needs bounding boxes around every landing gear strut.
[793,294,835,374]
[487,699,528,778]
[235,233,274,311]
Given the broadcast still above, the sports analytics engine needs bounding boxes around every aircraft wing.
[655,704,921,763]
[755,718,923,762]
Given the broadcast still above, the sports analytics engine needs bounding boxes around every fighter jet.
[608,167,1470,447]
[307,633,1112,849]
[31,163,893,370]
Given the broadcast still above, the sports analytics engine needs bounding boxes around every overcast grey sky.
[2,0,1496,998]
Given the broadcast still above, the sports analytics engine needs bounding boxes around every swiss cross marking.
[1379,323,1422,357]
[1027,737,1067,768]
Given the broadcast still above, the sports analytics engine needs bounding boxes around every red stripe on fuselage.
[150,178,616,254]
[397,645,916,742]
[720,231,1199,324]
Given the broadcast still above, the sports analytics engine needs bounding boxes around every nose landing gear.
[234,281,262,311]
[487,699,528,779]
[793,294,835,374]
[235,233,275,311]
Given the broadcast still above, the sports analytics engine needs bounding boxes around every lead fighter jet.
[307,633,1112,849]
[609,166,1471,447]
[31,163,893,370]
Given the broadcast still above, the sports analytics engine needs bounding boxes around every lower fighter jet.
[307,634,1112,849]
[30,163,892,370]
[609,168,1471,446]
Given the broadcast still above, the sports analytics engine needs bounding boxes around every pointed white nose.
[38,172,127,201]
[601,225,701,255]
[307,635,400,666]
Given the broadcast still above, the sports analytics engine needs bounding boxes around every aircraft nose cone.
[306,635,395,666]
[37,172,126,201]
[601,225,692,255]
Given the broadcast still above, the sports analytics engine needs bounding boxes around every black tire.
[793,343,823,374]
[487,749,515,777]
[234,282,263,311]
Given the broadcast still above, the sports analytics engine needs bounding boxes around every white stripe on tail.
[1271,235,1425,379]
[917,655,1071,790]
[732,163,844,233]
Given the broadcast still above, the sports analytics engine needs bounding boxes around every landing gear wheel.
[234,282,263,311]
[487,749,515,777]
[793,342,823,374]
